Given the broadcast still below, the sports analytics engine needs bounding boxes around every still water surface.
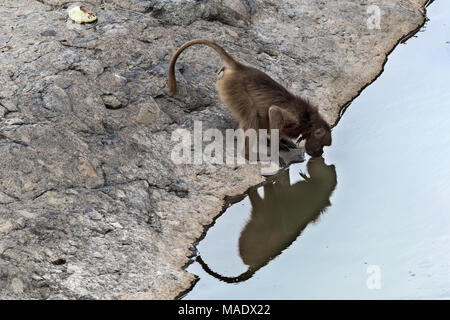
[185,1,450,299]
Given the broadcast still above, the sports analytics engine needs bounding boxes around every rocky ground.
[0,0,428,299]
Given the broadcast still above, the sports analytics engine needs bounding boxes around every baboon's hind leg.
[240,114,260,161]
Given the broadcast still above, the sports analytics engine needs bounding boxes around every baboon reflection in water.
[197,157,337,283]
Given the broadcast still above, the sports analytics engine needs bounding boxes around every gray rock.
[43,85,73,113]
[136,98,161,124]
[0,0,428,299]
[0,106,6,119]
[0,100,18,113]
[101,94,123,109]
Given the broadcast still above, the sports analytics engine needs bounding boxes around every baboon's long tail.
[168,39,239,95]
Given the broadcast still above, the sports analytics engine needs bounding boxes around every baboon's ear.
[314,127,326,138]
[269,105,297,128]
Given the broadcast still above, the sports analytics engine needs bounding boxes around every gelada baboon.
[168,39,332,157]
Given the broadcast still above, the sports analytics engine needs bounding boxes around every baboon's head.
[304,121,332,157]
[269,103,332,157]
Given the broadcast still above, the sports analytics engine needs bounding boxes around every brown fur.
[168,39,332,157]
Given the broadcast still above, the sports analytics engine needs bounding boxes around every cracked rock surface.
[1,0,427,299]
